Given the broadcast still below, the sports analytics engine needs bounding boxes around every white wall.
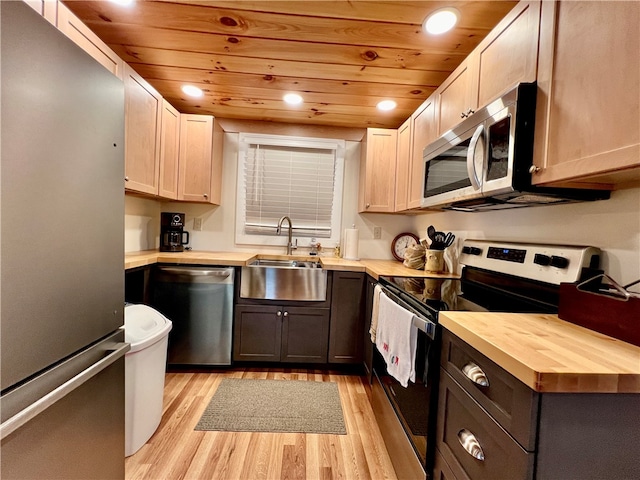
[411,187,640,285]
[124,195,160,252]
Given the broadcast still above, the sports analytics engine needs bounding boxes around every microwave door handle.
[467,125,484,190]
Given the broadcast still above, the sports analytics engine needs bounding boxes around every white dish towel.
[375,292,418,387]
[369,284,383,343]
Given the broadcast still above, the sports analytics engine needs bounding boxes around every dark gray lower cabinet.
[436,329,640,480]
[328,271,365,363]
[433,449,466,480]
[233,305,329,363]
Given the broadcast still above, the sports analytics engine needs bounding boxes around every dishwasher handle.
[156,267,234,284]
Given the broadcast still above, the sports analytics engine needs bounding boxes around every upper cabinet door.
[24,0,56,25]
[435,1,541,137]
[123,64,162,195]
[474,1,540,108]
[394,118,412,212]
[408,97,436,209]
[158,100,180,200]
[56,1,123,80]
[358,128,398,213]
[436,59,475,136]
[178,114,215,203]
[532,1,640,187]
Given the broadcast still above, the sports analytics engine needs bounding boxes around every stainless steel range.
[370,240,602,480]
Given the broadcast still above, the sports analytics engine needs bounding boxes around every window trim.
[235,133,345,248]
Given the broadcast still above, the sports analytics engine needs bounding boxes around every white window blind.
[236,133,345,246]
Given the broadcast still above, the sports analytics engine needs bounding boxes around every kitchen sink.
[240,258,327,301]
[249,259,321,268]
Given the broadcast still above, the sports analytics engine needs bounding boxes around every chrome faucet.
[276,216,296,255]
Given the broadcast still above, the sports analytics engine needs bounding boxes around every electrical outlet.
[193,217,203,231]
[373,226,382,239]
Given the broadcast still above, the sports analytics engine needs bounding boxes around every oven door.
[371,287,440,480]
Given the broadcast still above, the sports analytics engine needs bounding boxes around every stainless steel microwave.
[421,83,609,211]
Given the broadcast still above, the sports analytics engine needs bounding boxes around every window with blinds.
[236,133,345,247]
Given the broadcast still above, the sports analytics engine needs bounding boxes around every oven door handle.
[378,286,437,339]
[467,124,484,190]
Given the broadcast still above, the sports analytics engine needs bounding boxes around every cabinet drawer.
[440,330,538,450]
[433,449,469,480]
[436,369,534,480]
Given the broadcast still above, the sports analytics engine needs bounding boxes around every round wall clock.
[391,232,420,262]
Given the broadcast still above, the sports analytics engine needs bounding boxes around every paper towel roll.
[343,227,359,260]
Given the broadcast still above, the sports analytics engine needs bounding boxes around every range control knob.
[462,246,482,256]
[550,255,569,269]
[533,253,551,266]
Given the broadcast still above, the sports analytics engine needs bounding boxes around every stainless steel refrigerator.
[1,2,128,478]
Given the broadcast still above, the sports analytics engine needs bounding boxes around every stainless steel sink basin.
[249,259,321,268]
[240,259,327,301]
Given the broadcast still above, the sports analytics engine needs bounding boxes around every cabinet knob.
[124,176,129,181]
[283,311,288,317]
[203,193,208,198]
[276,311,282,317]
[457,429,485,461]
[529,165,541,174]
[460,112,467,118]
[467,108,475,116]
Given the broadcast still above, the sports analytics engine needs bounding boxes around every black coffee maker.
[160,212,189,252]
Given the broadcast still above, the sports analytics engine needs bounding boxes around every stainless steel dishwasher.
[151,266,234,366]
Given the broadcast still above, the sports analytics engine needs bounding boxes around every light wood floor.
[125,368,398,480]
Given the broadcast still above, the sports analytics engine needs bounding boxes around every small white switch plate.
[373,226,382,239]
[193,217,203,231]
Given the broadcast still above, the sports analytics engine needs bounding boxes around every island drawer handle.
[462,362,489,387]
[457,429,485,461]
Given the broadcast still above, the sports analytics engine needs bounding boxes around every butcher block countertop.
[439,312,640,394]
[124,250,460,280]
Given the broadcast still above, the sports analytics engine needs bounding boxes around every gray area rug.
[195,378,346,435]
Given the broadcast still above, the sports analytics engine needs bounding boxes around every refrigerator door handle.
[0,342,130,440]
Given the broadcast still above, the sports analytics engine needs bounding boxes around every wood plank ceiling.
[63,0,517,129]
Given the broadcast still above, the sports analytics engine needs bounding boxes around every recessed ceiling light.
[110,0,134,6]
[423,8,460,35]
[377,100,397,111]
[283,93,303,105]
[181,85,203,98]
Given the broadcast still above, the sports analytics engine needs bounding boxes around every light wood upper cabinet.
[394,119,412,212]
[436,1,540,137]
[474,1,540,109]
[436,59,474,136]
[158,100,180,200]
[24,0,56,25]
[408,97,437,209]
[124,64,163,195]
[178,115,224,204]
[532,0,640,187]
[394,97,437,212]
[358,128,398,213]
[55,1,123,80]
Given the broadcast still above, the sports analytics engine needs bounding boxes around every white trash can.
[123,304,172,457]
